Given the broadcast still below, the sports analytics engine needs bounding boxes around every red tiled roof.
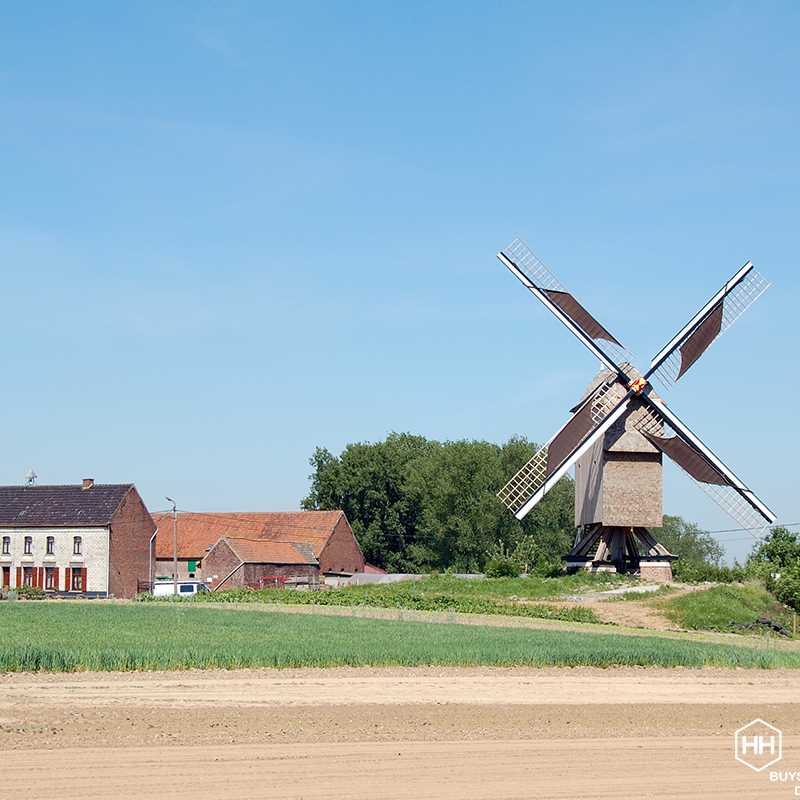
[153,511,344,559]
[223,537,317,565]
[364,563,387,574]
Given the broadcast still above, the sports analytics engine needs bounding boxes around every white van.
[153,580,209,597]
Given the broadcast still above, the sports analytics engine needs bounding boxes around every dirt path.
[2,667,799,798]
[530,582,707,629]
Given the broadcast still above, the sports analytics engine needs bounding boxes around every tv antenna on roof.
[25,468,37,486]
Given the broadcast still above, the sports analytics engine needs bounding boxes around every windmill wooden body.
[495,239,775,582]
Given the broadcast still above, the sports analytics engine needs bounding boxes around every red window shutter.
[53,567,59,591]
[65,568,71,591]
[33,567,38,588]
[82,567,88,592]
[15,566,21,588]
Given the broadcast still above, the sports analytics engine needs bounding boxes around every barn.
[152,510,364,584]
[203,537,319,590]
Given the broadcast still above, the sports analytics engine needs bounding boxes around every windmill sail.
[497,379,631,520]
[498,239,634,376]
[647,262,770,390]
[634,395,776,533]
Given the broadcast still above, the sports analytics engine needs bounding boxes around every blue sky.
[1,2,797,561]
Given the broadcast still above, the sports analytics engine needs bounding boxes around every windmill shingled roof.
[0,484,134,527]
[153,510,344,559]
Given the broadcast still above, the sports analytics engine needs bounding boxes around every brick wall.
[319,514,365,575]
[601,453,663,528]
[203,539,242,590]
[108,487,156,598]
[639,562,674,583]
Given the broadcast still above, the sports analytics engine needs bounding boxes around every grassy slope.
[1,602,799,671]
[657,583,796,635]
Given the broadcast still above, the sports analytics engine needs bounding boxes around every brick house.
[203,537,319,590]
[152,510,364,582]
[0,480,156,598]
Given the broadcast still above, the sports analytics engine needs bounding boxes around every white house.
[0,480,156,598]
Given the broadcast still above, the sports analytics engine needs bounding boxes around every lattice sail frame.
[496,378,623,516]
[496,442,549,516]
[590,379,626,424]
[633,403,770,536]
[649,270,771,392]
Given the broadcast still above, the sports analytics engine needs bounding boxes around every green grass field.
[0,602,798,672]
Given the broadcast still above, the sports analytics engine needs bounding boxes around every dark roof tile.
[0,484,134,527]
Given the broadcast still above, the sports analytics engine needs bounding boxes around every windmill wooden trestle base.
[565,524,676,583]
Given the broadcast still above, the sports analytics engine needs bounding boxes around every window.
[73,536,82,555]
[179,584,195,594]
[45,567,55,590]
[46,536,55,555]
[1,536,9,555]
[71,569,83,591]
[23,566,33,587]
[24,536,32,555]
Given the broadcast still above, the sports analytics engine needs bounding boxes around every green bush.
[770,563,800,612]
[484,556,521,578]
[672,560,746,584]
[529,558,565,578]
[15,585,47,600]
[748,528,800,571]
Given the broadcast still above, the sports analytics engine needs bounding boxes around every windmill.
[495,239,775,582]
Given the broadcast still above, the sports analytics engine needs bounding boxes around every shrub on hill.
[672,560,746,584]
[770,563,800,613]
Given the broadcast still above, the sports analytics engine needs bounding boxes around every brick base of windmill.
[564,372,677,583]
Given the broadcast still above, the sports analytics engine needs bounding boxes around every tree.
[747,527,800,572]
[403,439,522,572]
[746,528,800,610]
[302,432,575,572]
[302,433,434,571]
[650,515,723,566]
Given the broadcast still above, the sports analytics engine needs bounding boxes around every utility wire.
[150,508,800,535]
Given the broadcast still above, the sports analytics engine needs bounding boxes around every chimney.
[82,478,95,490]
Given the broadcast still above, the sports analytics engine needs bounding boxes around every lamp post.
[166,497,177,596]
